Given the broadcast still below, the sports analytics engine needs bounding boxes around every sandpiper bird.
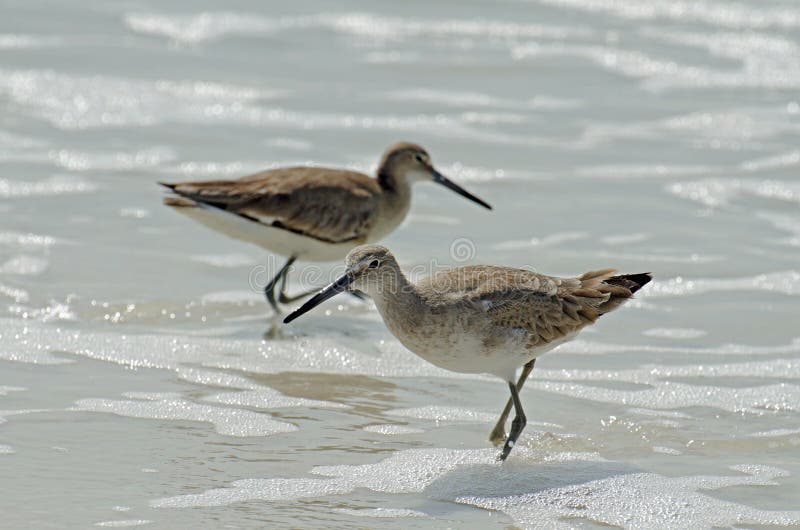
[160,142,491,319]
[284,245,651,460]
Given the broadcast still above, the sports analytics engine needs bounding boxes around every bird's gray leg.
[278,273,318,304]
[265,256,296,315]
[499,381,527,461]
[490,359,535,446]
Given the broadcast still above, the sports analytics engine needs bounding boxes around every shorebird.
[160,142,491,321]
[284,245,651,460]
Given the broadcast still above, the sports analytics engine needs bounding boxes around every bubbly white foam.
[387,88,580,112]
[646,271,800,297]
[668,179,800,208]
[0,69,279,130]
[48,147,176,172]
[757,212,800,247]
[575,164,716,179]
[127,11,592,44]
[190,253,257,268]
[741,150,800,172]
[455,463,800,529]
[558,337,800,357]
[93,521,152,528]
[748,428,800,439]
[0,283,30,304]
[387,406,498,423]
[536,379,800,413]
[0,255,48,276]
[513,40,800,91]
[0,175,97,198]
[0,231,58,249]
[72,395,297,437]
[124,12,279,44]
[333,508,427,518]
[643,328,707,339]
[0,318,464,379]
[206,389,349,410]
[0,34,62,49]
[363,424,425,435]
[312,448,494,492]
[152,478,353,508]
[0,444,15,455]
[628,408,692,419]
[152,447,799,528]
[652,446,682,455]
[527,0,800,30]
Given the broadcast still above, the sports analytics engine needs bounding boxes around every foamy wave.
[537,379,799,413]
[0,255,48,276]
[46,147,177,172]
[0,283,29,304]
[125,11,593,44]
[0,175,97,198]
[557,338,800,358]
[0,385,26,396]
[0,231,58,248]
[387,88,581,111]
[93,520,152,528]
[646,271,800,297]
[124,12,279,44]
[741,150,800,172]
[0,69,280,130]
[0,34,62,49]
[575,164,716,179]
[362,424,425,435]
[333,508,427,518]
[190,253,258,268]
[668,179,800,207]
[757,212,800,247]
[206,389,349,411]
[643,328,707,339]
[532,357,800,413]
[457,463,799,529]
[387,406,497,423]
[513,40,800,90]
[527,0,800,30]
[72,395,297,437]
[0,68,535,143]
[152,447,800,528]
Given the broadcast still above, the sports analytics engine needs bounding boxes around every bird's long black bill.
[283,273,353,324]
[432,169,492,210]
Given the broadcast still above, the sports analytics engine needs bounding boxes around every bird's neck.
[369,267,423,318]
[373,168,412,239]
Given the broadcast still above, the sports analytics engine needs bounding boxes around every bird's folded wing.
[434,267,613,348]
[163,168,381,243]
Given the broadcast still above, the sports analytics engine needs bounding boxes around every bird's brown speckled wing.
[162,167,382,243]
[423,266,645,349]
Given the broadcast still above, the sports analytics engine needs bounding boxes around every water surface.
[1,0,799,527]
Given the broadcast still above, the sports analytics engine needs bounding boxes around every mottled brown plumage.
[417,265,647,351]
[160,141,490,248]
[162,167,383,243]
[283,244,652,460]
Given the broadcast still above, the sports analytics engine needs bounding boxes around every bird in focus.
[283,244,651,460]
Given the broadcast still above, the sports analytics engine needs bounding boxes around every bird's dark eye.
[414,154,424,163]
[368,259,380,269]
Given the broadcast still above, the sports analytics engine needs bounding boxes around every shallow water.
[1,0,799,527]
